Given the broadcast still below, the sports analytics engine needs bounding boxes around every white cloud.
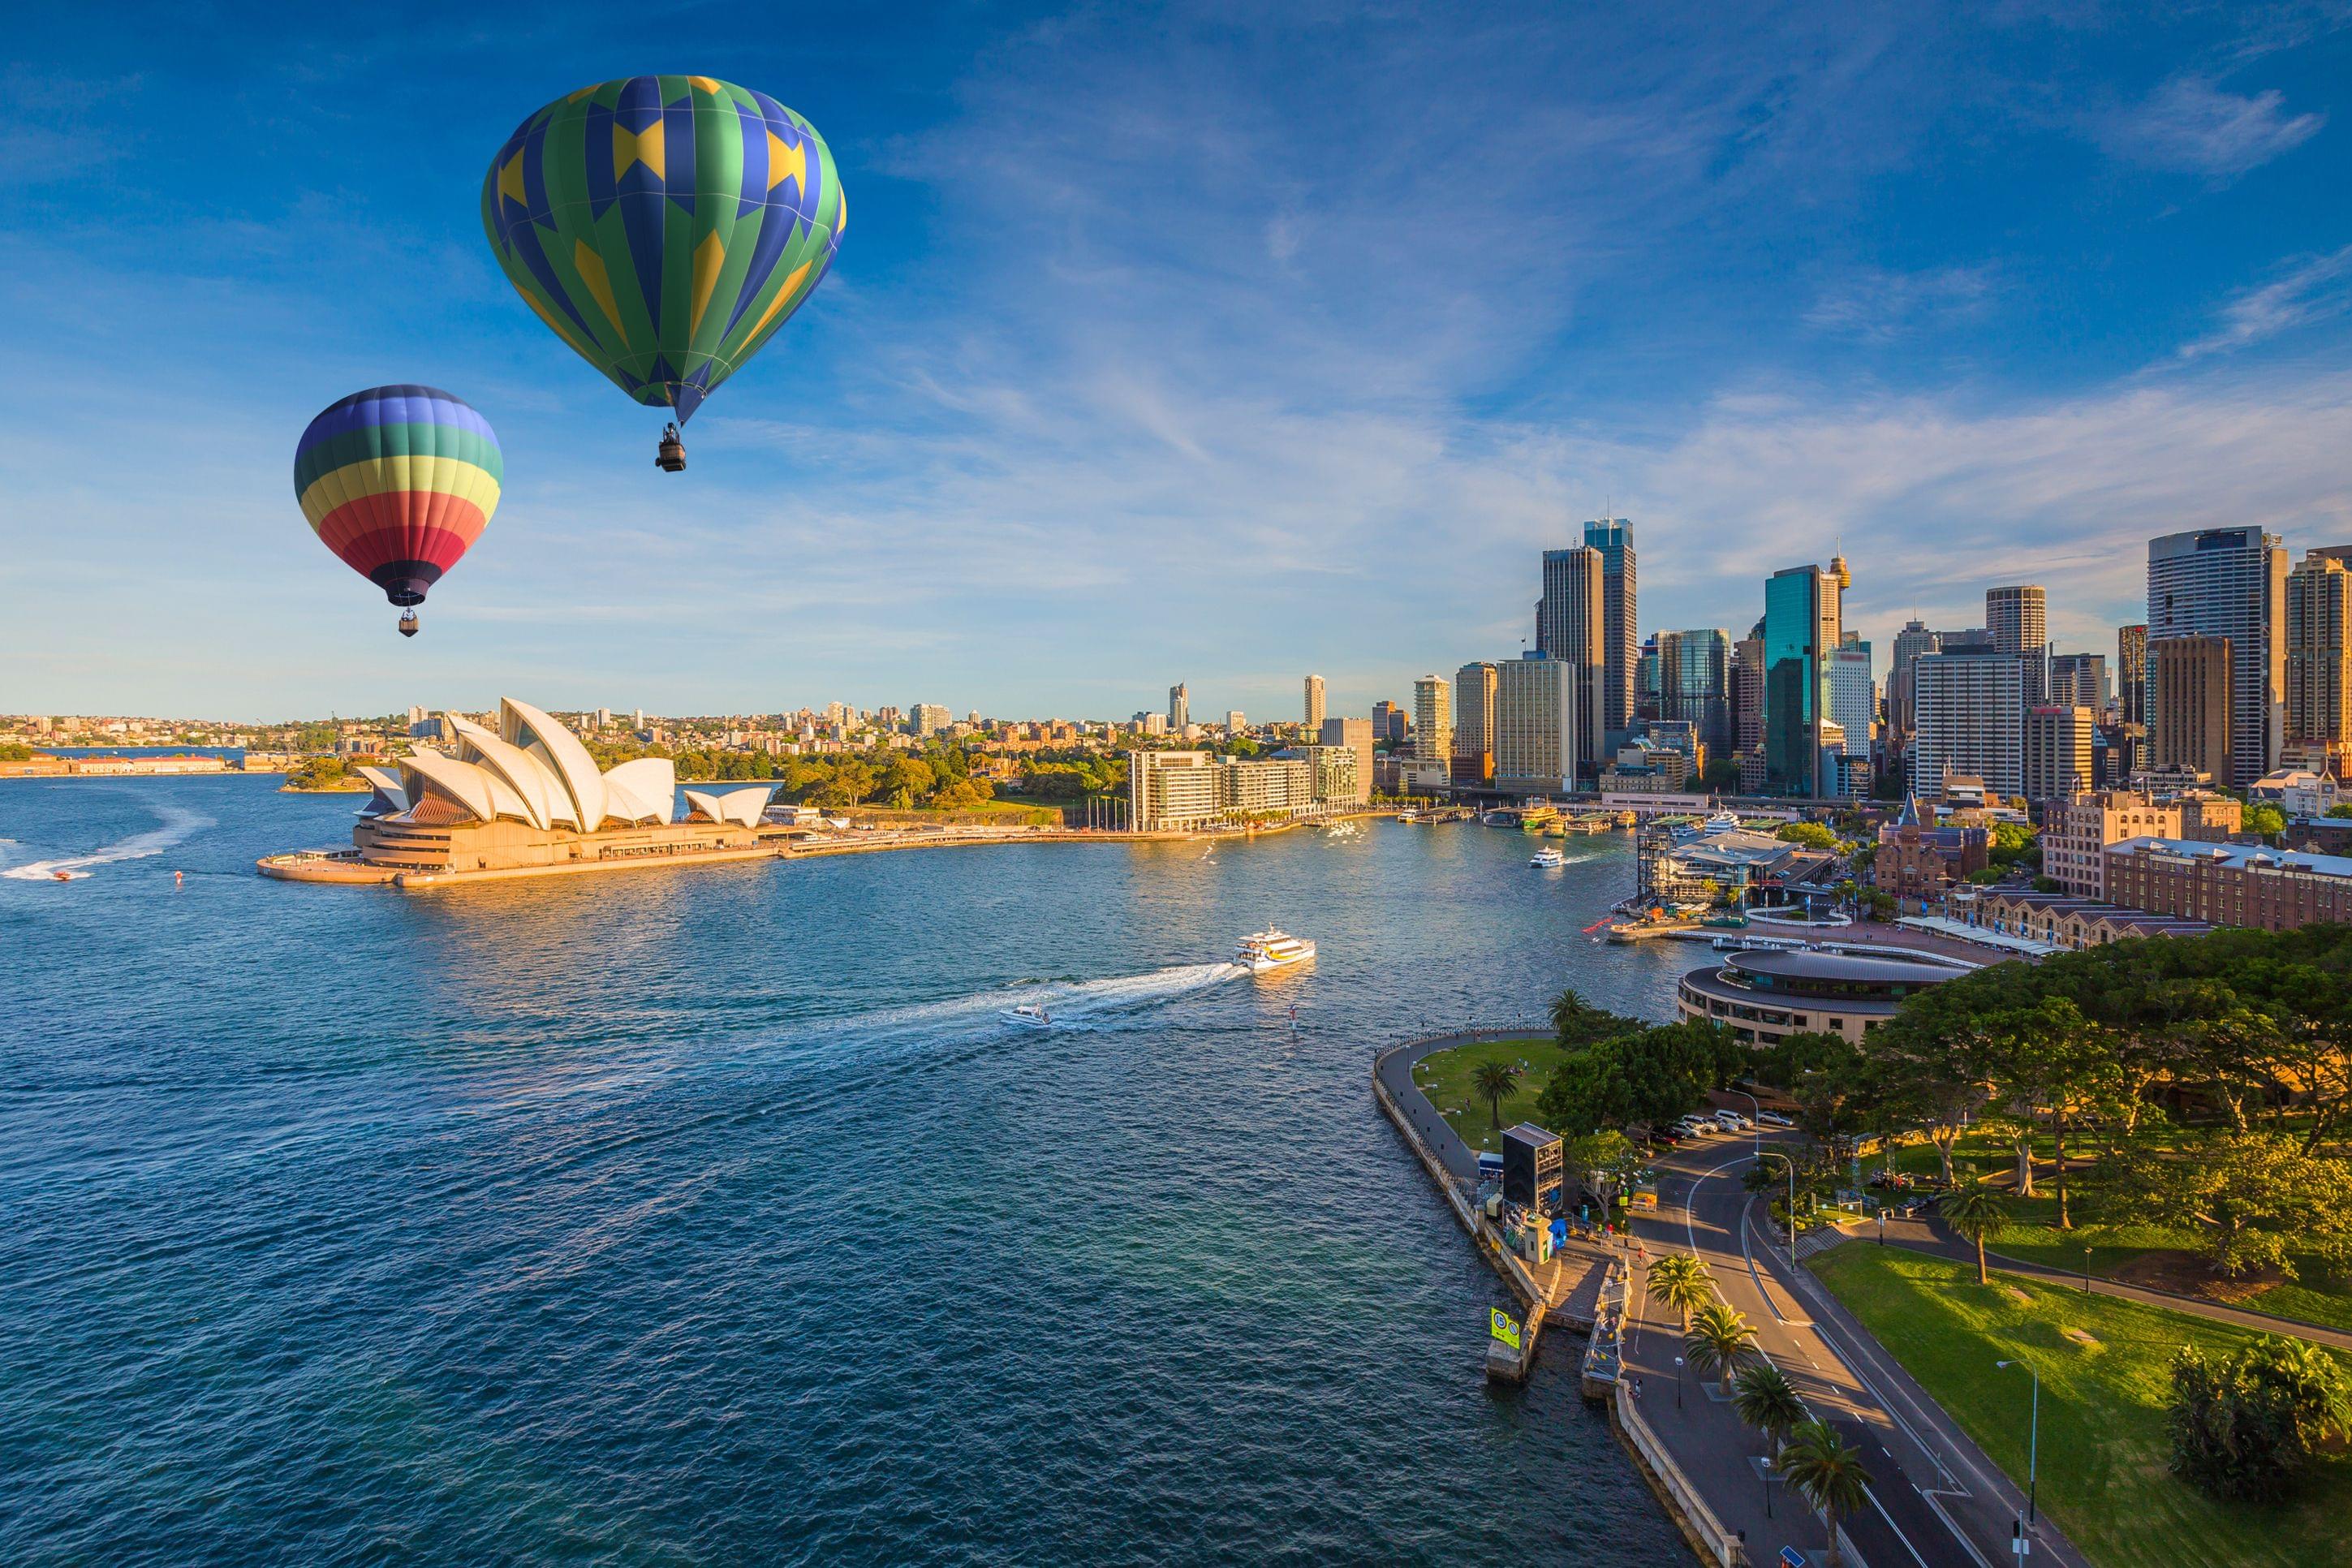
[2098,75,2325,177]
[1804,266,1997,343]
[2177,243,2352,360]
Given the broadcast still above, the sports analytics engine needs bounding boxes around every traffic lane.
[1652,1141,1985,1568]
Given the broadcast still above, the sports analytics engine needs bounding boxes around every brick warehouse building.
[2104,837,2352,932]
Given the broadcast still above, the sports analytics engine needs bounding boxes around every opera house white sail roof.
[357,699,774,833]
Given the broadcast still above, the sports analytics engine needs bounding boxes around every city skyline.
[8,8,2352,722]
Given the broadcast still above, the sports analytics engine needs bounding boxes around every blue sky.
[5,2,2352,722]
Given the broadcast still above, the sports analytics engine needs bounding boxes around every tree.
[1647,1254,1713,1331]
[2243,801,2286,840]
[2169,1338,2352,1501]
[1471,1061,1523,1130]
[1536,1020,1743,1137]
[1565,1129,1643,1214]
[1985,996,2119,1227]
[1733,1362,1807,1455]
[1941,1184,2008,1285]
[1549,986,1639,1049]
[1701,757,1740,792]
[2104,1131,2352,1279]
[1778,1419,1871,1568]
[1683,1300,1760,1394]
[1777,821,1837,850]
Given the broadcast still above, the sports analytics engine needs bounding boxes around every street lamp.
[1675,1355,1686,1410]
[1758,1149,1798,1253]
[2083,1244,2093,1295]
[1997,1359,2040,1527]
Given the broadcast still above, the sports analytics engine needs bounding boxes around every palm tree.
[1731,1362,1807,1454]
[1777,1417,1871,1568]
[1684,1300,1760,1394]
[1647,1254,1713,1331]
[1471,1060,1523,1130]
[1941,1184,2009,1286]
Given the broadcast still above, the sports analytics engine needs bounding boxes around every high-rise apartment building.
[1411,674,1453,763]
[1128,750,1221,829]
[1829,633,1876,765]
[1987,585,2048,704]
[2046,653,2108,713]
[2285,549,2352,750]
[1494,655,1581,796]
[2023,705,2096,804]
[2148,528,2287,787]
[1657,628,1733,760]
[914,704,952,738]
[1583,517,1637,748]
[1451,661,1498,785]
[1316,717,1373,804]
[1762,564,1841,796]
[1303,674,1325,731]
[2150,635,2234,784]
[1226,710,1247,733]
[2118,625,2147,726]
[1731,627,1766,769]
[1635,635,1662,724]
[1536,545,1607,778]
[1167,683,1189,730]
[1886,620,1938,756]
[1912,653,2025,799]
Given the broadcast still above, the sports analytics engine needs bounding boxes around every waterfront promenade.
[1378,1029,2088,1568]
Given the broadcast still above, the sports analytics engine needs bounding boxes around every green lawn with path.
[1409,1037,1563,1153]
[1876,1126,2352,1333]
[1810,1244,2352,1568]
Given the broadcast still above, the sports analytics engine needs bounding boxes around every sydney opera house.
[261,698,778,885]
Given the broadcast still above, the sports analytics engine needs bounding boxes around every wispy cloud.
[1804,266,1997,343]
[2096,75,2325,178]
[2177,243,2352,360]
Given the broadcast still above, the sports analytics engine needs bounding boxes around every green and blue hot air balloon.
[481,76,845,472]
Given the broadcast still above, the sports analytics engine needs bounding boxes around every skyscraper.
[1886,618,1939,767]
[1657,628,1732,760]
[1762,564,1841,796]
[1987,585,2048,704]
[1303,674,1325,731]
[1452,661,1498,785]
[2118,624,2147,728]
[2023,706,2096,803]
[1411,674,1453,763]
[2046,653,2109,713]
[1494,656,1580,796]
[1731,627,1765,756]
[1829,632,1876,765]
[1912,652,2025,799]
[2149,635,2233,784]
[1167,683,1189,730]
[2148,528,2287,787]
[1372,700,1406,746]
[2285,549,2352,750]
[1583,517,1637,749]
[1535,544,1607,779]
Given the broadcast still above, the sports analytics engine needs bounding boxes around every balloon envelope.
[294,386,502,606]
[482,75,845,424]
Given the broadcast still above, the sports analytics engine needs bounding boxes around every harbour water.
[1,777,1695,1564]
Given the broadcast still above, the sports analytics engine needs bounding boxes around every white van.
[1676,1115,1715,1137]
[1716,1109,1750,1131]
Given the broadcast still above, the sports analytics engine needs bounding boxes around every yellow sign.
[1489,1308,1522,1350]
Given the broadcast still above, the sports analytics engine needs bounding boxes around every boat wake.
[790,961,1247,1050]
[2,803,213,881]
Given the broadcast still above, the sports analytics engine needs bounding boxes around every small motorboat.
[51,870,74,882]
[1530,847,1566,868]
[1001,1003,1053,1028]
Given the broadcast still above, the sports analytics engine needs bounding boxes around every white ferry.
[1236,930,1316,971]
[1001,1003,1053,1028]
[1530,846,1566,868]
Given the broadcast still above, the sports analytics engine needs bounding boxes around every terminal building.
[1674,946,1966,1047]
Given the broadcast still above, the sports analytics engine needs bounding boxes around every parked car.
[1756,1110,1794,1128]
[1647,1127,1683,1145]
[1715,1110,1751,1131]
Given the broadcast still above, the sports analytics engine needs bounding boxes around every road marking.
[1865,1483,1933,1567]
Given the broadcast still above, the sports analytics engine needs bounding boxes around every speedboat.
[1530,847,1566,868]
[1001,1003,1053,1028]
[1236,930,1316,971]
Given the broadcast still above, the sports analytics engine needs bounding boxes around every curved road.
[1624,1131,2088,1568]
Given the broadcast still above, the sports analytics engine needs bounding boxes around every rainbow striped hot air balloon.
[294,386,502,636]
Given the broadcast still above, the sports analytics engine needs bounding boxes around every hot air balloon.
[481,76,845,473]
[294,386,503,637]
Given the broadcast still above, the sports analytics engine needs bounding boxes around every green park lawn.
[1811,1245,2352,1568]
[1410,1037,1564,1153]
[1876,1126,2352,1334]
